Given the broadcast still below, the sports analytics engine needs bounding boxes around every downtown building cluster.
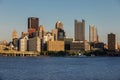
[0,17,119,56]
[11,17,65,53]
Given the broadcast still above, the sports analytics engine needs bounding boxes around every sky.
[0,0,120,44]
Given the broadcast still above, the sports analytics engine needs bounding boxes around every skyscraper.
[89,25,98,42]
[108,33,116,51]
[28,17,39,38]
[75,19,85,41]
[52,21,65,41]
[28,17,39,31]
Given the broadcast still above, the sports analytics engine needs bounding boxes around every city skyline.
[0,0,120,44]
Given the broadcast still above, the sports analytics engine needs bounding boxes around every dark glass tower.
[28,17,39,31]
[108,33,116,51]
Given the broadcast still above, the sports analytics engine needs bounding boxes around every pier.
[0,50,40,56]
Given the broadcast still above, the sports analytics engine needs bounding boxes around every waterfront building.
[64,38,73,50]
[94,42,104,49]
[70,41,84,53]
[19,36,28,51]
[74,19,85,41]
[108,33,116,51]
[89,25,98,43]
[28,37,41,52]
[47,41,64,51]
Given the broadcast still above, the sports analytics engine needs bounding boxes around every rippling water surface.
[0,56,120,80]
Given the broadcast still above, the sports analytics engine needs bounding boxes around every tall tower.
[89,25,98,42]
[75,19,85,41]
[52,21,65,41]
[28,17,39,31]
[28,17,39,38]
[108,33,116,51]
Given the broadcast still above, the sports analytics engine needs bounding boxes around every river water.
[0,56,120,80]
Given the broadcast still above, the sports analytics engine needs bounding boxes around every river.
[0,56,120,80]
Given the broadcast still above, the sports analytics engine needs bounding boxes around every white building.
[19,36,28,51]
[44,32,54,43]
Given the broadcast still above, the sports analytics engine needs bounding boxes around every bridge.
[0,50,40,56]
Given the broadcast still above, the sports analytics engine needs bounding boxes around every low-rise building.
[47,41,64,51]
[70,41,85,53]
[64,38,73,50]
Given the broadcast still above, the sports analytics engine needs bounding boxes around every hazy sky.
[0,0,120,44]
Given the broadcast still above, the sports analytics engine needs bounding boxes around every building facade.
[108,33,116,51]
[38,25,45,39]
[89,25,98,42]
[28,17,39,38]
[28,37,41,52]
[28,17,39,31]
[47,41,64,51]
[52,21,65,41]
[19,36,28,51]
[75,19,85,41]
[44,32,54,43]
[70,41,85,53]
[64,38,73,50]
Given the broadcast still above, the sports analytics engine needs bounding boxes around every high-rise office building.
[75,19,85,41]
[108,33,116,51]
[28,17,39,38]
[28,17,39,31]
[89,25,98,42]
[52,21,65,41]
